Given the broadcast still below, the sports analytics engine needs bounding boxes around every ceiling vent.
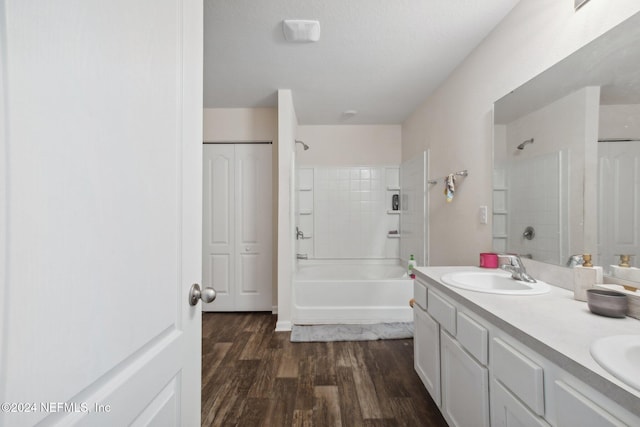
[282,20,321,43]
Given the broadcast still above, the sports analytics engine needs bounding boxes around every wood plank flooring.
[201,312,448,427]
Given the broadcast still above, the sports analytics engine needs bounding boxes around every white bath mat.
[290,322,414,342]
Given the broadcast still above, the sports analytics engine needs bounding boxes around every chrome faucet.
[296,226,304,240]
[566,254,584,268]
[498,254,536,283]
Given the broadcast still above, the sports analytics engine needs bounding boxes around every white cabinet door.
[440,331,490,427]
[554,381,626,427]
[1,1,203,425]
[414,306,441,405]
[203,144,272,311]
[492,380,550,427]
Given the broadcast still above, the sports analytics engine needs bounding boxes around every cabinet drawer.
[554,381,626,427]
[428,290,456,335]
[492,338,544,416]
[413,280,427,310]
[457,312,488,365]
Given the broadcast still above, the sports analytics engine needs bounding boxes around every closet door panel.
[234,144,272,310]
[239,253,259,294]
[211,154,233,244]
[209,253,231,296]
[203,145,235,311]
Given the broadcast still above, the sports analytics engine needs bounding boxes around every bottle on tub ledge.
[408,254,416,279]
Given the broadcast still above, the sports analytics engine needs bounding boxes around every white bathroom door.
[202,144,272,311]
[1,1,203,426]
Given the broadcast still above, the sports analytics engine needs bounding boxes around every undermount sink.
[591,335,640,391]
[440,270,551,295]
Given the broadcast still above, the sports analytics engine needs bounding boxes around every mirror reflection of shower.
[517,138,534,150]
[295,140,310,150]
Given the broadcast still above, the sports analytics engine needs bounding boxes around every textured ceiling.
[204,0,520,125]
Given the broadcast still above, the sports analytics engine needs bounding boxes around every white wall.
[203,108,277,142]
[599,104,640,139]
[297,125,401,166]
[402,0,640,266]
[276,90,297,331]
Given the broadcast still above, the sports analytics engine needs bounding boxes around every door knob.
[188,283,216,306]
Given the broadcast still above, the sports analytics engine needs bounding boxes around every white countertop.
[414,266,640,412]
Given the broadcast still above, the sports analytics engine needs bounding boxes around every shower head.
[295,140,310,150]
[517,138,534,150]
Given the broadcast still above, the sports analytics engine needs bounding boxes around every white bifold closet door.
[598,141,640,266]
[203,144,273,312]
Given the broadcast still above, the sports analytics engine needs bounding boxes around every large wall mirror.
[493,11,640,281]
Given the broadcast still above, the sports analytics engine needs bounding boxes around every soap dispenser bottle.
[408,254,416,278]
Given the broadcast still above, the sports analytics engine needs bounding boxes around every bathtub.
[294,261,414,325]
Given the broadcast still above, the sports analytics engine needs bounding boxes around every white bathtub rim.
[297,258,402,266]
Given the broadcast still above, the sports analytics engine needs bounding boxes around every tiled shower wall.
[506,151,567,264]
[296,166,400,259]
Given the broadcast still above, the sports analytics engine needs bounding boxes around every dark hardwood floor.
[201,312,448,427]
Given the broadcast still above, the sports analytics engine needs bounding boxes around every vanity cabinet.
[441,330,490,427]
[413,272,640,427]
[414,278,490,427]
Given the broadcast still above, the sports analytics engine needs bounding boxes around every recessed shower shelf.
[387,210,400,214]
[298,210,313,215]
[387,234,400,238]
[297,187,313,191]
[387,186,401,191]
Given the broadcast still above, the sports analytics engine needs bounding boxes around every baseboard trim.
[275,320,292,332]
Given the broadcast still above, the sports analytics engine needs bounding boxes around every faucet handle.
[497,254,536,283]
[498,253,521,266]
